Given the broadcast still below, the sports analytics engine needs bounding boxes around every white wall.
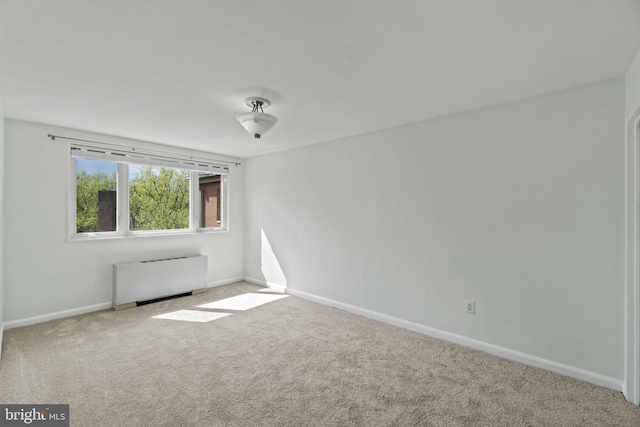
[0,95,5,358]
[3,119,245,323]
[626,45,640,121]
[624,44,640,404]
[245,79,625,381]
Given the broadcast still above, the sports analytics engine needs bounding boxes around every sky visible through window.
[76,158,143,179]
[76,158,116,175]
[129,165,142,182]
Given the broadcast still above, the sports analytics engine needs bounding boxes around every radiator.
[112,255,207,310]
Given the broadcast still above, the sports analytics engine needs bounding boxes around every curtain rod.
[47,134,242,166]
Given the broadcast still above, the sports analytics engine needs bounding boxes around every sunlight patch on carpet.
[153,310,232,323]
[197,293,289,311]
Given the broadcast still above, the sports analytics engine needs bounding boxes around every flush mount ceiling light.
[236,97,278,139]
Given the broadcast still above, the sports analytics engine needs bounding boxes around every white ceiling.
[1,1,639,159]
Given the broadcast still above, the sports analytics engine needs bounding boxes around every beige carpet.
[1,282,638,426]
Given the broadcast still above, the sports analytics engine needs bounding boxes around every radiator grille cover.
[113,255,207,309]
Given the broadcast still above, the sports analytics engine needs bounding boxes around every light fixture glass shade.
[236,112,278,139]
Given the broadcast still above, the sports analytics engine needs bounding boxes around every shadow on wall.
[261,228,287,289]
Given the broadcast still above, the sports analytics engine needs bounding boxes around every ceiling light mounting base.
[244,97,271,109]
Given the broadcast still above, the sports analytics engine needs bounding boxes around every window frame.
[68,144,229,241]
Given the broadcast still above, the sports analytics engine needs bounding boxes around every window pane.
[129,165,190,231]
[199,173,222,228]
[76,158,118,233]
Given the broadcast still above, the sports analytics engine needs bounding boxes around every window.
[75,158,118,233]
[69,142,229,240]
[199,174,222,228]
[128,164,190,232]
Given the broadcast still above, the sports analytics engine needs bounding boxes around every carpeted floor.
[1,281,639,426]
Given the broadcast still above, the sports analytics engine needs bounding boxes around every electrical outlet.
[465,300,475,314]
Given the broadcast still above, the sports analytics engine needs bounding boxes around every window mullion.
[119,163,129,236]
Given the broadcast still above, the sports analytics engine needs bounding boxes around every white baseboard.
[3,277,246,330]
[2,279,623,392]
[286,287,623,392]
[243,276,268,287]
[208,276,245,288]
[3,302,113,330]
[243,277,286,292]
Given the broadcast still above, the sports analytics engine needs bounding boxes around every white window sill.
[68,228,228,242]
